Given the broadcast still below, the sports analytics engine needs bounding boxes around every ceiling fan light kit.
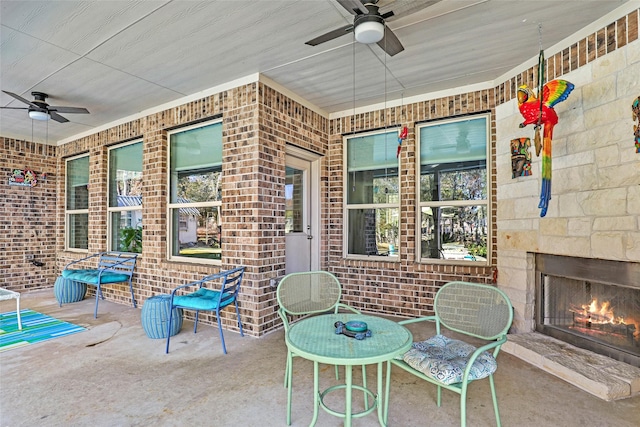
[303,0,425,57]
[28,110,50,121]
[354,16,384,44]
[1,90,89,123]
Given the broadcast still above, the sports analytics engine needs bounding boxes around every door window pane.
[286,167,304,233]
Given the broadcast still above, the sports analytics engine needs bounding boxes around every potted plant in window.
[120,226,142,253]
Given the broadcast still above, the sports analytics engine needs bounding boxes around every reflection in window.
[418,114,490,263]
[345,130,399,257]
[108,141,143,253]
[168,121,223,262]
[65,155,89,250]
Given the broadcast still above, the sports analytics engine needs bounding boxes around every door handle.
[307,234,313,240]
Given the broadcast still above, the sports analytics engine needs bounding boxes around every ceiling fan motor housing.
[30,92,50,111]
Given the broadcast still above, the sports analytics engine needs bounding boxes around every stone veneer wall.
[494,10,640,333]
[0,140,57,290]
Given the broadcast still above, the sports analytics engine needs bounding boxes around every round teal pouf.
[141,295,183,339]
[54,276,87,304]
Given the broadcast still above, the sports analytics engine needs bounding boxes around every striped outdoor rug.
[0,309,86,352]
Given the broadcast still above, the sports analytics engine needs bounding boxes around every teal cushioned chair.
[165,266,245,355]
[388,281,513,427]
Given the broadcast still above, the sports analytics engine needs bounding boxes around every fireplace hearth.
[535,254,640,367]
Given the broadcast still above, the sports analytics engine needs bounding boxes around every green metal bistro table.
[286,313,412,427]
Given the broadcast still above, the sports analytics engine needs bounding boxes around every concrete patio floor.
[1,289,639,427]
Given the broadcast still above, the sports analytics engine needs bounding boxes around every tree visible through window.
[344,129,399,258]
[418,114,490,263]
[168,121,223,262]
[65,155,89,251]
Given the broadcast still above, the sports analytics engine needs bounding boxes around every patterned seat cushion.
[402,334,497,385]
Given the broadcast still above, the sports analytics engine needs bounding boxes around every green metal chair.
[276,271,365,426]
[388,281,513,427]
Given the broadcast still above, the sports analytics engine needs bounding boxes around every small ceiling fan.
[305,0,442,56]
[1,90,89,123]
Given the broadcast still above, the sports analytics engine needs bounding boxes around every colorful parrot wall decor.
[517,79,574,217]
[633,96,640,153]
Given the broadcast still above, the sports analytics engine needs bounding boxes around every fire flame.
[570,298,639,338]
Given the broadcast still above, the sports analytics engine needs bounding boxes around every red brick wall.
[0,139,58,291]
[1,9,635,334]
[327,92,498,319]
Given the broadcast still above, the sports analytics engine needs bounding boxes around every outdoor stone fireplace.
[534,254,640,367]
[493,24,640,400]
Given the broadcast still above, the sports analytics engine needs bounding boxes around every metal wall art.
[511,137,532,178]
[8,169,38,187]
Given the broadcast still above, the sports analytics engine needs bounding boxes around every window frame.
[415,113,492,266]
[343,128,401,261]
[167,119,223,265]
[107,139,143,253]
[65,153,90,253]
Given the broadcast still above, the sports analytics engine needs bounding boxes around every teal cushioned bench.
[62,251,138,318]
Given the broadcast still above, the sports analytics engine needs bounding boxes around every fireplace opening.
[535,254,640,367]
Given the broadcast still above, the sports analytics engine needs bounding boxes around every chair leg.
[286,350,294,425]
[165,304,175,354]
[216,310,227,354]
[460,383,468,427]
[234,301,244,337]
[489,374,502,427]
[128,279,137,308]
[284,355,289,388]
[193,311,199,333]
[93,285,101,318]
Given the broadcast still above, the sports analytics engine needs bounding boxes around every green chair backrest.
[435,281,513,340]
[276,271,342,316]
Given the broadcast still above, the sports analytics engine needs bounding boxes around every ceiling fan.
[1,90,89,123]
[305,0,442,56]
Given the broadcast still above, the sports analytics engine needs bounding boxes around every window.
[65,155,89,251]
[417,114,490,264]
[108,141,143,253]
[168,121,222,262]
[344,129,399,258]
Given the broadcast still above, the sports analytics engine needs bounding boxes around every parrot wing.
[542,80,574,108]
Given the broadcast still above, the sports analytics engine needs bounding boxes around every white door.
[285,147,320,274]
